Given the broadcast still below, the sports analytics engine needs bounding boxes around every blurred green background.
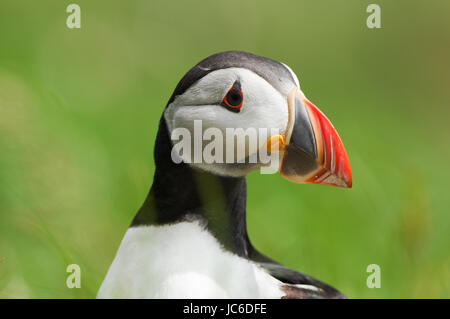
[1,0,449,298]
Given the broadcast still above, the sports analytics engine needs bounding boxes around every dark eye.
[222,81,243,112]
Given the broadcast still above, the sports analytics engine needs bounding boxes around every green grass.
[0,0,449,298]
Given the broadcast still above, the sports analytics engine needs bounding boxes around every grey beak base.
[281,94,318,180]
[289,95,316,159]
[282,144,318,178]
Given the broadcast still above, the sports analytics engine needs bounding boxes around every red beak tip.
[343,179,352,188]
[303,98,353,189]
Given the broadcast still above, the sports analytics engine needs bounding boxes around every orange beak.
[280,88,352,188]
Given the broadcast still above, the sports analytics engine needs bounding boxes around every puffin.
[97,51,352,299]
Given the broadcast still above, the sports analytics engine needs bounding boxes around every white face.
[164,67,299,177]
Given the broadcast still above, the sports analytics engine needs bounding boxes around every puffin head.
[163,51,352,188]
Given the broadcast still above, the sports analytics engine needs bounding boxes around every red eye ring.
[222,81,243,112]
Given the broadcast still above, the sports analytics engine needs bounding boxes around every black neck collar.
[131,117,251,257]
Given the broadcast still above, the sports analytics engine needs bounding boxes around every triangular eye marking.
[221,81,243,113]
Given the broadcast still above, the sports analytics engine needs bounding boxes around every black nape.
[131,117,251,258]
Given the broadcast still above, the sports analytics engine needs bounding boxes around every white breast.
[97,221,284,298]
